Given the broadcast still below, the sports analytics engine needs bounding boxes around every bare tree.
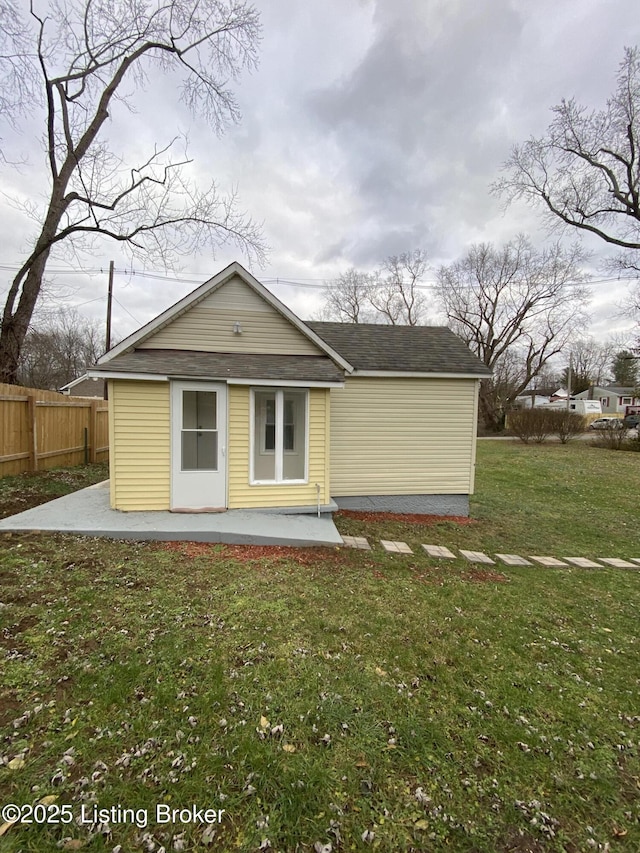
[559,337,616,392]
[17,307,103,390]
[320,269,375,323]
[368,250,428,325]
[436,236,590,431]
[0,1,37,146]
[320,249,429,325]
[494,46,640,275]
[0,0,264,383]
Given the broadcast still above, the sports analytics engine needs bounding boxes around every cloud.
[1,0,640,343]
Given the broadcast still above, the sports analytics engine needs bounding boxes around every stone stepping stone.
[563,557,603,568]
[495,554,532,566]
[459,549,495,564]
[380,540,413,554]
[422,545,456,559]
[341,535,371,550]
[598,558,637,568]
[630,559,640,566]
[529,556,568,567]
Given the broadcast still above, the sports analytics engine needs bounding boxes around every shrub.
[508,408,587,444]
[508,408,558,443]
[624,433,640,452]
[590,422,628,450]
[553,411,587,443]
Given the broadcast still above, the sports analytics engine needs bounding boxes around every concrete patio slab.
[0,481,343,547]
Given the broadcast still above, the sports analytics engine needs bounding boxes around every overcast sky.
[2,0,640,348]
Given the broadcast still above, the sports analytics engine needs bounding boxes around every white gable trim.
[59,373,93,390]
[97,262,353,373]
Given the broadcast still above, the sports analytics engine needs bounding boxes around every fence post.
[89,400,98,463]
[26,394,38,472]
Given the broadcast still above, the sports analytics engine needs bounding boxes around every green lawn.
[0,443,639,852]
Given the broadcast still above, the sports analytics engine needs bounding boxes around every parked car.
[622,413,640,429]
[588,417,625,430]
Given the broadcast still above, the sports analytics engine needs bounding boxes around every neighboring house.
[60,375,106,398]
[89,262,491,516]
[574,385,640,414]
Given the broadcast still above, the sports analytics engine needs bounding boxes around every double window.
[252,389,307,483]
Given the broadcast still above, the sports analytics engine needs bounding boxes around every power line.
[0,261,638,291]
[111,295,142,326]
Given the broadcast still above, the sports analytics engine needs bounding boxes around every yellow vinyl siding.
[228,385,330,508]
[329,377,479,496]
[110,380,170,509]
[139,274,321,356]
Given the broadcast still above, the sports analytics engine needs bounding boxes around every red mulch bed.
[157,542,507,583]
[335,510,477,525]
[159,541,347,566]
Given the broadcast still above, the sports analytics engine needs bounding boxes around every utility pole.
[566,352,573,411]
[106,261,114,353]
[104,261,114,402]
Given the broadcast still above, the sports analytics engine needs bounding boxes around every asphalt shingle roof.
[601,385,638,395]
[308,322,491,375]
[93,349,345,383]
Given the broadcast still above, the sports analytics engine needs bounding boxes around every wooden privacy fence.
[0,382,109,477]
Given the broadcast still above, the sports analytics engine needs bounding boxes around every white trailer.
[540,399,602,415]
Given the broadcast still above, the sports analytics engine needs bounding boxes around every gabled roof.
[94,263,489,381]
[97,261,353,373]
[308,322,491,376]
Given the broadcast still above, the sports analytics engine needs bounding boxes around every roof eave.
[88,368,344,387]
[352,369,492,379]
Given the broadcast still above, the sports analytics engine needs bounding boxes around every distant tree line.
[15,308,104,391]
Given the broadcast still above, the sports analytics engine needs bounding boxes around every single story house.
[89,262,491,516]
[574,385,640,415]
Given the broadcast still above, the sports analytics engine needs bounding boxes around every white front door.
[171,381,227,510]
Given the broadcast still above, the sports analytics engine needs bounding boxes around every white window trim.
[250,388,309,485]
